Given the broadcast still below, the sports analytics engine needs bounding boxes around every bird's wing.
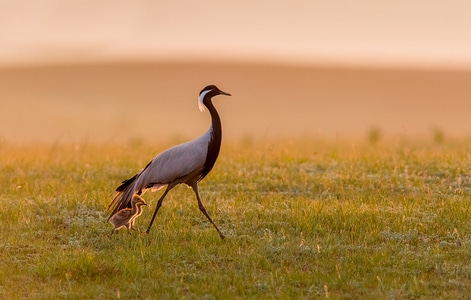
[134,131,210,190]
[107,130,211,217]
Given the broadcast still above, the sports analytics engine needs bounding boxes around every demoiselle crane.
[109,194,147,236]
[107,85,231,239]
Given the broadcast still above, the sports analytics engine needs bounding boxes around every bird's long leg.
[192,183,225,240]
[146,186,171,234]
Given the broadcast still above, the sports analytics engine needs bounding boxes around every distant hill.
[1,61,471,143]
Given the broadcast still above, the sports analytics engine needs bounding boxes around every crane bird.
[107,84,231,239]
[109,194,148,236]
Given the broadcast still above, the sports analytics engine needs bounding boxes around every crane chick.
[109,194,147,236]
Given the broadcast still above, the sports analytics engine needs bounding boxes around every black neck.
[201,99,222,179]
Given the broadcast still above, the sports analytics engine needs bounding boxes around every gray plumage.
[107,85,231,239]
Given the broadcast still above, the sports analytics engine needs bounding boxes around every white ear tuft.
[198,89,212,112]
[198,101,206,112]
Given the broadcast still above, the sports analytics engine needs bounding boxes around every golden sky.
[1,0,471,68]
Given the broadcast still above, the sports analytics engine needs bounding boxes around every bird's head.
[131,194,147,206]
[198,85,231,112]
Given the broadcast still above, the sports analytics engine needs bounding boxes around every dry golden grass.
[1,138,471,298]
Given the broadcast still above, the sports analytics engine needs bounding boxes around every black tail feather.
[116,173,138,192]
[107,174,139,219]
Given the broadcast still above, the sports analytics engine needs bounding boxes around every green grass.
[1,139,471,299]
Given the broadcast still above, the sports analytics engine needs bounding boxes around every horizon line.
[1,54,471,72]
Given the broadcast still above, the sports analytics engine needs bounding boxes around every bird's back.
[135,129,211,189]
[109,208,132,228]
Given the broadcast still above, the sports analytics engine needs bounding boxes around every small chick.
[109,194,147,236]
[129,194,147,230]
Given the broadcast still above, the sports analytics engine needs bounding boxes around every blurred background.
[1,0,471,144]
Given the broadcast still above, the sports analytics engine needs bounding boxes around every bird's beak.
[219,90,231,96]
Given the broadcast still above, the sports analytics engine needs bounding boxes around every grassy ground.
[1,138,471,299]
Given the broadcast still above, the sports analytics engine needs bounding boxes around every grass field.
[1,138,471,299]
